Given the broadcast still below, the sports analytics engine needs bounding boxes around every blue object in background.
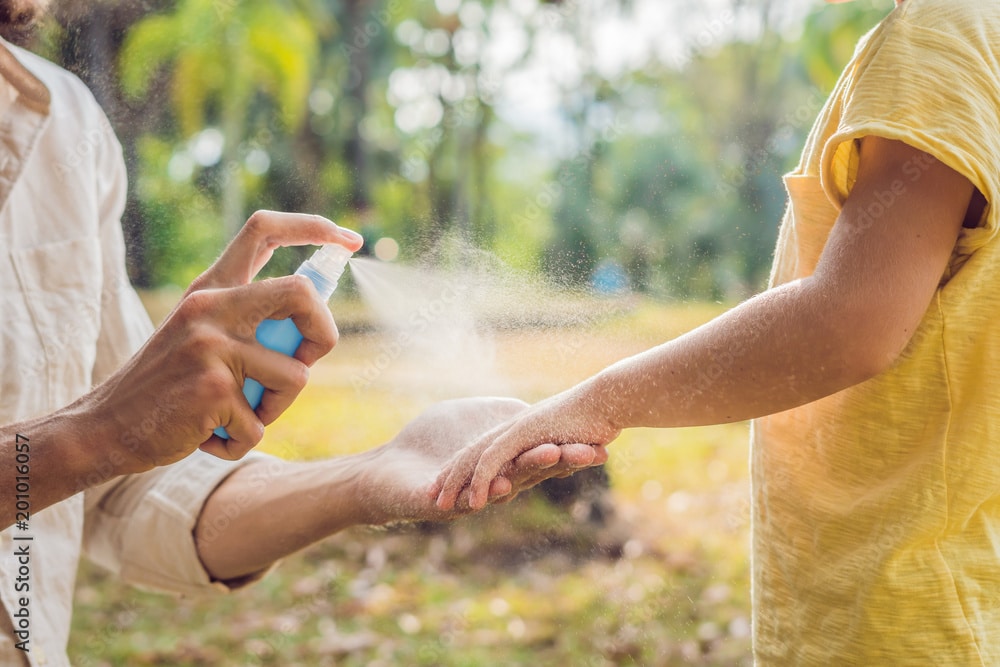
[590,258,630,296]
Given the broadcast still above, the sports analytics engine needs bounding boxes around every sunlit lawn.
[69,295,752,666]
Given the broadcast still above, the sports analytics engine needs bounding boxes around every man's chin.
[0,0,48,28]
[0,0,48,45]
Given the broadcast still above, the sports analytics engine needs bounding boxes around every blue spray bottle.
[214,243,353,439]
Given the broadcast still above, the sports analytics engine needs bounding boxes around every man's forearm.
[1,406,117,529]
[193,453,377,583]
[195,397,609,582]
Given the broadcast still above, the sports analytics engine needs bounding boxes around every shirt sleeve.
[819,0,1000,261]
[82,451,279,595]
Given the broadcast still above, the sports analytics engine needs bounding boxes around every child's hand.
[431,387,621,511]
[357,397,609,524]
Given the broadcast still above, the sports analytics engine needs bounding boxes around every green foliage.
[46,0,899,292]
[120,0,318,135]
[133,135,224,287]
[799,0,896,91]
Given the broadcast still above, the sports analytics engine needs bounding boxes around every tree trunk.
[343,0,374,217]
[221,91,247,241]
[55,2,161,287]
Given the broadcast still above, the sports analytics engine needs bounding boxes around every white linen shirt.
[0,39,263,667]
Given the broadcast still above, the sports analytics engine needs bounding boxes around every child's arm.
[433,136,978,510]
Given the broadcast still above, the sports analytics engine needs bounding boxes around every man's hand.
[2,211,363,528]
[360,397,609,524]
[83,211,363,473]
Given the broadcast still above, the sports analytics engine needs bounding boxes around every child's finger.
[468,441,521,510]
[500,444,593,493]
[434,450,478,510]
[429,451,465,499]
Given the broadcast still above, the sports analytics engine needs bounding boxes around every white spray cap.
[310,244,353,281]
[297,243,354,301]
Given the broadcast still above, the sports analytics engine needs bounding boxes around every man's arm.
[194,398,607,582]
[434,136,977,509]
[0,212,362,529]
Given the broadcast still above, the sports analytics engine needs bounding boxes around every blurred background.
[37,0,889,297]
[24,0,894,664]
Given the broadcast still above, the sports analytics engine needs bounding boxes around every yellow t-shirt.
[752,0,1000,663]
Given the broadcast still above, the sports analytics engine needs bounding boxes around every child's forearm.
[585,138,975,432]
[587,275,893,431]
[435,137,973,511]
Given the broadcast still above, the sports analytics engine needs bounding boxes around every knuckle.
[243,210,281,250]
[321,320,339,352]
[185,272,211,294]
[176,289,216,319]
[287,273,316,299]
[288,361,310,392]
[247,278,283,314]
[183,323,229,360]
[198,369,235,402]
[243,422,265,449]
[244,210,270,234]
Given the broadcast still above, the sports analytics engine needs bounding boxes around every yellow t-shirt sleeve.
[819,0,1000,259]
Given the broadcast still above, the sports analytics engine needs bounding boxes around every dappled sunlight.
[45,0,897,663]
[89,297,755,665]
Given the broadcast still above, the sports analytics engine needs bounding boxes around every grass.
[69,294,752,666]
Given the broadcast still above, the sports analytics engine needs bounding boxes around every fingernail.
[339,226,364,243]
[341,231,364,252]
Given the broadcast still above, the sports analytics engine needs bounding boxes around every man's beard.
[0,0,48,44]
[0,0,47,25]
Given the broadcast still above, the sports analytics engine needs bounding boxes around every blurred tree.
[119,0,320,239]
[46,1,161,286]
[341,0,376,218]
[28,0,894,292]
[541,0,619,285]
[798,0,894,91]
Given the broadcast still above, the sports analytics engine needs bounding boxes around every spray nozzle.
[296,243,354,301]
[310,244,353,280]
